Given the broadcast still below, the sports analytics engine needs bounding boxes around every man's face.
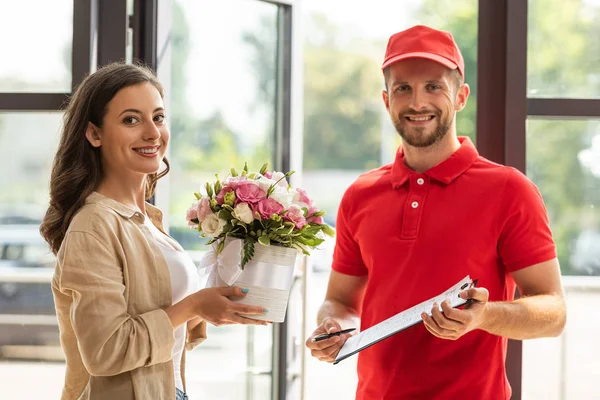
[382,59,469,148]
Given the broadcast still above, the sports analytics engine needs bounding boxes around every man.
[305,25,566,400]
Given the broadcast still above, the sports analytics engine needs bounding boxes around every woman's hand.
[190,286,269,326]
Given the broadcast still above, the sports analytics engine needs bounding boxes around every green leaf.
[322,225,336,237]
[242,238,256,269]
[231,168,238,177]
[219,209,233,221]
[258,234,270,246]
[215,239,225,257]
[243,162,249,173]
[194,192,202,200]
[205,182,213,198]
[293,243,310,256]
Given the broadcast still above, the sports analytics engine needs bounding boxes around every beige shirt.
[52,192,207,400]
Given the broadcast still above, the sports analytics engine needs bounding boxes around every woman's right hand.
[190,286,269,326]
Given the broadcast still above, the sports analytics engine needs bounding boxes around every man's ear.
[382,90,390,112]
[455,83,470,112]
[85,122,102,147]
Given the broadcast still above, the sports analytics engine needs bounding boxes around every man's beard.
[391,109,452,148]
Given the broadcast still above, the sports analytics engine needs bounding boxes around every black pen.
[460,279,479,305]
[312,328,356,342]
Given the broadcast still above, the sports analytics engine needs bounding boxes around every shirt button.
[417,178,425,185]
[411,201,419,209]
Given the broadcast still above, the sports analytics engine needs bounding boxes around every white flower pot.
[201,238,298,323]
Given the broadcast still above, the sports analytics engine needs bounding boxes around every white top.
[144,217,199,392]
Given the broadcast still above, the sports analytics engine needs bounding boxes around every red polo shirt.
[332,137,556,400]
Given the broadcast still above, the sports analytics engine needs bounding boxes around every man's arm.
[306,270,368,363]
[422,258,566,341]
[478,258,566,339]
[317,270,368,327]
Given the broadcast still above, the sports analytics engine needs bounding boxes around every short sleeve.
[331,185,368,276]
[498,168,557,272]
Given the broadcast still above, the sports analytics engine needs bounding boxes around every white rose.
[201,213,227,237]
[270,171,288,187]
[291,191,310,209]
[233,203,254,224]
[269,186,293,208]
[256,176,275,193]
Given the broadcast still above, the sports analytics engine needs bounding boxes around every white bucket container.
[201,238,298,323]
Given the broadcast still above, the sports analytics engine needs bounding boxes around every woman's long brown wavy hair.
[40,62,170,255]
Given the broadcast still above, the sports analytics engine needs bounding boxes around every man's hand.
[421,286,489,340]
[305,317,353,363]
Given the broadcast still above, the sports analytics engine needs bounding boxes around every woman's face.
[86,82,169,179]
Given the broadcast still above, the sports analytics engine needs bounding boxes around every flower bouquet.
[186,163,335,322]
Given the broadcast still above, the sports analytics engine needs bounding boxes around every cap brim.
[382,52,459,73]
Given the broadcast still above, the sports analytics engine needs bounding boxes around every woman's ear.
[85,122,102,147]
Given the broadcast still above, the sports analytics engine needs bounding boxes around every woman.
[40,62,268,400]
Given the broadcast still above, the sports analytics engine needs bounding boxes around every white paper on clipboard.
[334,275,475,365]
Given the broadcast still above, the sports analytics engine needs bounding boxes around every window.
[522,2,600,398]
[162,1,280,398]
[0,1,73,93]
[0,112,64,397]
[527,0,600,99]
[523,121,600,399]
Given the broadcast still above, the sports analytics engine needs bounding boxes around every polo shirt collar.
[391,136,479,187]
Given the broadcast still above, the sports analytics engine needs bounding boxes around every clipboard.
[334,275,477,365]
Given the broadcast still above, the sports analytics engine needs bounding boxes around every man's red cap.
[381,25,464,77]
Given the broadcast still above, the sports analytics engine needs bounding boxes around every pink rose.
[255,198,284,219]
[236,183,266,204]
[186,203,199,228]
[283,204,307,229]
[216,186,234,205]
[307,205,323,224]
[294,188,313,206]
[222,176,248,190]
[196,197,213,223]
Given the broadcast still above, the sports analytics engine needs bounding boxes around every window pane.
[0,112,62,397]
[524,119,600,399]
[301,0,479,398]
[0,1,73,93]
[166,0,279,398]
[527,0,600,98]
[526,119,600,276]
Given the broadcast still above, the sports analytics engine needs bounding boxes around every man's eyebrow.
[425,78,446,84]
[119,107,164,116]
